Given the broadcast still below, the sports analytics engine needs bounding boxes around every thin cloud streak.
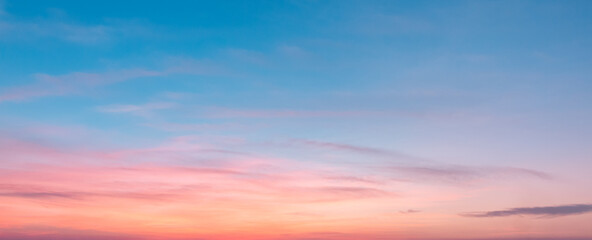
[0,226,140,240]
[461,204,592,218]
[97,102,176,113]
[0,69,163,102]
[200,108,473,120]
[142,122,243,132]
[292,139,392,155]
[1,1,592,239]
[0,191,82,199]
[288,139,428,164]
[96,102,176,117]
[0,59,223,103]
[399,209,421,214]
[202,108,380,118]
[0,135,393,205]
[0,6,151,44]
[289,139,552,184]
[389,165,552,185]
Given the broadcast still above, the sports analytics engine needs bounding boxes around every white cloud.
[97,102,176,116]
[0,69,164,102]
[0,57,227,103]
[0,6,150,44]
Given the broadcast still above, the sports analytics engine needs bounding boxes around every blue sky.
[1,1,592,239]
[2,0,590,155]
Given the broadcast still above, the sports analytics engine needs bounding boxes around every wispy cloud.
[198,107,490,123]
[142,122,242,132]
[224,48,268,65]
[0,58,223,103]
[277,45,310,58]
[0,183,186,202]
[289,138,427,163]
[399,209,421,214]
[291,139,392,156]
[290,186,391,202]
[0,134,392,205]
[202,108,377,118]
[391,166,477,182]
[0,191,82,199]
[0,226,140,240]
[290,139,551,185]
[389,165,552,185]
[0,6,150,44]
[0,18,136,44]
[0,68,163,102]
[461,204,592,218]
[352,13,434,36]
[97,102,176,117]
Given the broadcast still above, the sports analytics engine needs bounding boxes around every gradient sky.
[1,0,592,240]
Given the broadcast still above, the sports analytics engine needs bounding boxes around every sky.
[1,0,592,239]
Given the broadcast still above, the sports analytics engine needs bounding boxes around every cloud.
[199,107,490,121]
[290,139,551,185]
[0,182,189,202]
[194,107,494,122]
[392,166,476,181]
[0,133,569,239]
[0,6,150,44]
[389,165,552,185]
[225,48,267,65]
[0,191,82,199]
[0,189,180,202]
[290,138,428,163]
[0,68,163,102]
[461,204,592,218]
[0,225,140,240]
[202,108,378,118]
[322,175,379,184]
[96,102,176,117]
[293,186,391,202]
[142,122,242,132]
[0,58,221,103]
[399,209,421,214]
[352,13,434,36]
[0,18,112,44]
[291,139,392,156]
[0,134,393,205]
[277,45,310,58]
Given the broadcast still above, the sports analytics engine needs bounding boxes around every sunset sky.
[1,0,592,239]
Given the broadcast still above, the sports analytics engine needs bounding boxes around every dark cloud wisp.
[461,204,592,218]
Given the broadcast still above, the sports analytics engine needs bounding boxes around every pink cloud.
[0,133,560,239]
[0,134,392,206]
